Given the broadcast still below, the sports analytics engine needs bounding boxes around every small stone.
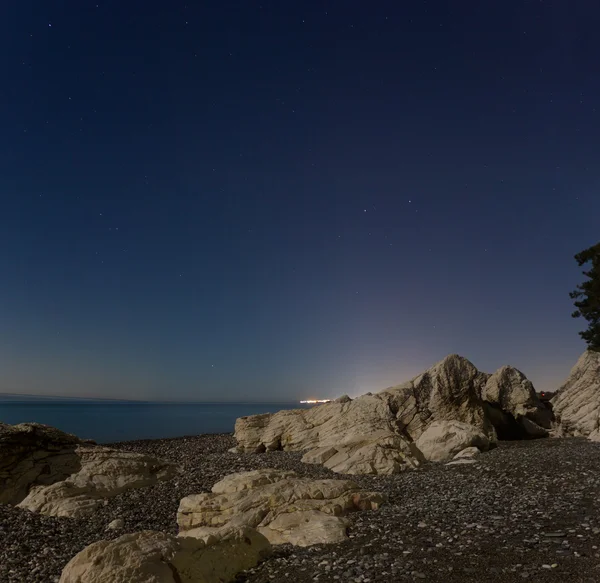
[107,518,124,530]
[543,532,567,538]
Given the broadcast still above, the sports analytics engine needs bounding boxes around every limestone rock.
[552,350,600,437]
[0,423,82,505]
[107,519,125,530]
[453,446,480,460]
[380,354,495,441]
[211,468,296,494]
[0,422,178,518]
[446,459,478,466]
[301,446,338,465]
[234,354,551,475]
[18,445,178,518]
[59,527,271,583]
[235,355,497,475]
[177,469,385,547]
[316,434,423,475]
[258,510,351,546]
[235,394,420,475]
[415,420,490,462]
[482,366,552,438]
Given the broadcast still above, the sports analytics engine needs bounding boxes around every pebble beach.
[2,434,600,582]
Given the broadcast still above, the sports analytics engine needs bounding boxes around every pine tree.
[570,242,600,352]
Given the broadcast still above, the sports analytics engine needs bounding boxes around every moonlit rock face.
[234,354,552,474]
[0,422,178,518]
[415,420,490,462]
[177,469,385,547]
[234,393,422,475]
[482,365,553,438]
[552,350,600,438]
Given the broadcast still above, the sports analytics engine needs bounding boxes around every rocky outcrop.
[235,394,423,475]
[234,355,498,474]
[59,527,271,583]
[234,355,550,475]
[0,423,178,517]
[177,469,385,547]
[552,350,600,438]
[0,423,82,505]
[414,420,490,462]
[482,366,553,438]
[379,354,494,440]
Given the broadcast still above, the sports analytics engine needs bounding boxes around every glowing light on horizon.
[300,399,332,404]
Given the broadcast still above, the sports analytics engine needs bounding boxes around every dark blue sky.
[1,1,598,400]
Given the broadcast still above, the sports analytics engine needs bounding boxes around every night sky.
[1,2,599,401]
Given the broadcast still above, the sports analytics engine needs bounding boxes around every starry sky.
[1,1,599,401]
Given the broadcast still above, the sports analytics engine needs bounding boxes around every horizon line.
[0,392,315,405]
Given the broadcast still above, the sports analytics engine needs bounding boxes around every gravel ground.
[2,436,600,582]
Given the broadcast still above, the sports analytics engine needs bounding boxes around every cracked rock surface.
[552,350,600,439]
[177,468,385,546]
[1,423,179,518]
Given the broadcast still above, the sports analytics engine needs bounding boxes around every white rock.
[453,446,480,460]
[235,395,420,475]
[415,420,490,462]
[380,354,495,441]
[0,422,178,518]
[446,459,478,466]
[177,469,385,547]
[257,510,351,546]
[211,468,295,494]
[106,519,124,530]
[482,365,552,438]
[59,527,271,583]
[235,355,500,475]
[552,350,600,438]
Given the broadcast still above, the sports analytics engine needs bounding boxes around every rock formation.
[235,393,423,474]
[0,423,178,517]
[552,350,600,439]
[414,420,490,462]
[482,366,553,438]
[59,527,271,583]
[379,354,494,440]
[177,469,385,546]
[234,355,551,474]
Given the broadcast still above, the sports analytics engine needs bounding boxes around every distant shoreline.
[0,393,307,406]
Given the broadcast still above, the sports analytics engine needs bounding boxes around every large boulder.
[380,354,495,440]
[482,366,553,438]
[177,469,385,547]
[414,420,491,462]
[552,350,600,438]
[235,394,422,475]
[0,423,178,517]
[59,527,271,583]
[0,423,82,505]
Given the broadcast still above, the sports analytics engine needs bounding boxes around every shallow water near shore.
[0,400,309,442]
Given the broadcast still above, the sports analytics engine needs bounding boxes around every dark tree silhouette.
[570,242,600,352]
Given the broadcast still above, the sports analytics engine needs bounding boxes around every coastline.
[2,433,600,582]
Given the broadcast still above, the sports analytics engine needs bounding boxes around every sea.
[0,397,311,444]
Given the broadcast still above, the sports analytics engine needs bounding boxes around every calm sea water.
[0,400,310,443]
